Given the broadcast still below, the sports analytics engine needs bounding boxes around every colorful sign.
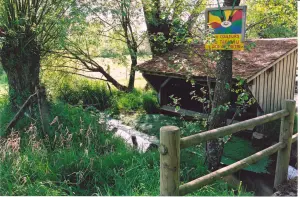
[205,6,247,51]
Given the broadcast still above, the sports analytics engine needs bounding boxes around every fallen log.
[5,92,37,134]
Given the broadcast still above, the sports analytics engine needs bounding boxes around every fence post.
[160,126,180,196]
[274,100,296,188]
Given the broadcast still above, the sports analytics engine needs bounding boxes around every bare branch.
[44,69,109,81]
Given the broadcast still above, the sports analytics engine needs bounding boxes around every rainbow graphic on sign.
[208,10,243,34]
[205,6,246,51]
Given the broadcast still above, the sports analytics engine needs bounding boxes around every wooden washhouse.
[137,38,297,121]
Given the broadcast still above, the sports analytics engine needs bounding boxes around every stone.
[107,119,159,153]
[251,131,265,147]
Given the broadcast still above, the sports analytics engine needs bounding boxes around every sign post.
[205,6,247,51]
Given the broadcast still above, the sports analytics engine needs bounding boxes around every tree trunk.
[1,39,41,109]
[206,0,240,171]
[207,51,232,171]
[141,0,204,56]
[141,0,173,56]
[97,66,128,92]
[128,53,137,91]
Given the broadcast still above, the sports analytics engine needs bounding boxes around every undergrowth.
[45,76,159,114]
[0,99,252,196]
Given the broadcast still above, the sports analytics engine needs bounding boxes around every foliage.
[52,0,149,91]
[0,100,252,196]
[0,66,7,85]
[43,74,158,115]
[222,136,271,174]
[54,78,113,111]
[0,0,83,52]
[142,0,207,55]
[142,92,159,114]
[246,0,297,38]
[0,0,84,106]
[111,89,159,115]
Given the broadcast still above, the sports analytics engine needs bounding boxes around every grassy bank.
[0,96,252,196]
[0,71,253,196]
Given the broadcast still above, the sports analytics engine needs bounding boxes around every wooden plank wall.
[249,49,298,113]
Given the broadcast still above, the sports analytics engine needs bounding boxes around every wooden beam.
[270,60,277,112]
[179,141,285,196]
[278,59,284,109]
[140,70,216,82]
[266,70,272,113]
[5,92,37,134]
[159,78,171,105]
[244,83,264,114]
[290,51,297,99]
[286,53,292,99]
[160,105,208,119]
[258,73,265,111]
[180,109,289,149]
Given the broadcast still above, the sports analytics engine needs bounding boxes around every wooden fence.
[159,100,298,196]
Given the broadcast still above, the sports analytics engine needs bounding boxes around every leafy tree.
[0,0,78,107]
[246,0,297,38]
[141,0,207,55]
[53,0,146,91]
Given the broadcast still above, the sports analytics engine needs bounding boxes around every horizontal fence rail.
[179,141,286,195]
[160,100,297,196]
[180,109,289,149]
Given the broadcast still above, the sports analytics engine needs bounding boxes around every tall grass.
[0,99,252,196]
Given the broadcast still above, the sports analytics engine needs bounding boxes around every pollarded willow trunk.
[1,39,41,109]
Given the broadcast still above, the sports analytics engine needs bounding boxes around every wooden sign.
[205,6,247,51]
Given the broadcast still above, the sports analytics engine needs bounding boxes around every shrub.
[54,78,113,111]
[114,90,143,113]
[45,75,159,115]
[110,89,159,115]
[142,92,159,114]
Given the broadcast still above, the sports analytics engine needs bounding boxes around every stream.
[107,118,297,196]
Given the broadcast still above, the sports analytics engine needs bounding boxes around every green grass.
[0,99,253,196]
[0,71,8,96]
